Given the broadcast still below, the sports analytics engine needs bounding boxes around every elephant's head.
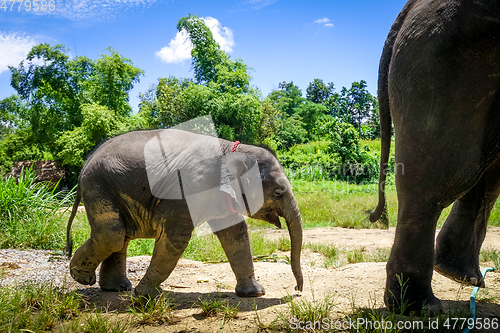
[223,145,304,292]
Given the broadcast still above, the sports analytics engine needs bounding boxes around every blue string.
[462,267,496,333]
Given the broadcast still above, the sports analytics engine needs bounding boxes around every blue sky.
[0,0,408,112]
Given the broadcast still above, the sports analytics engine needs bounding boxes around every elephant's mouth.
[251,210,281,228]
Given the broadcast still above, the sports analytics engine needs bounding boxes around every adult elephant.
[66,128,303,298]
[370,0,500,314]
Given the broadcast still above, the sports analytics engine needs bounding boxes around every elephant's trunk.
[283,194,303,292]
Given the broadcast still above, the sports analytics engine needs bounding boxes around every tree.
[177,15,251,93]
[266,81,305,116]
[139,76,275,144]
[347,80,373,132]
[306,79,335,105]
[5,43,144,168]
[139,16,276,144]
[294,101,329,141]
[0,95,26,139]
[85,47,144,117]
[273,114,308,150]
[328,80,377,136]
[10,44,90,148]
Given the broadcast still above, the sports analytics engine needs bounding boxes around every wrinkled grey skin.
[370,0,500,315]
[66,129,303,298]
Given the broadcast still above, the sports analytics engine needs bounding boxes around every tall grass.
[0,167,75,249]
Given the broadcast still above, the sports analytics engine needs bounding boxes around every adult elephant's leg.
[435,157,500,287]
[211,219,265,297]
[385,133,484,315]
[70,200,126,286]
[99,240,132,291]
[385,193,444,314]
[133,224,192,298]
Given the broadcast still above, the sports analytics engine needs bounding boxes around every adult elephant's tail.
[65,186,81,258]
[370,0,417,224]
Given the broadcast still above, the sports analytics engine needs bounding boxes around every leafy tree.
[139,77,276,144]
[9,44,143,152]
[177,15,251,93]
[273,114,308,150]
[306,79,335,105]
[0,95,26,139]
[346,80,373,132]
[266,81,305,116]
[140,16,277,144]
[4,43,144,172]
[294,101,329,140]
[9,44,89,148]
[362,96,380,139]
[328,80,378,136]
[84,47,144,117]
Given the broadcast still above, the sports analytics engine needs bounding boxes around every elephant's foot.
[133,281,163,299]
[99,275,132,292]
[435,248,484,287]
[384,276,442,316]
[235,277,265,297]
[434,261,484,287]
[70,266,97,286]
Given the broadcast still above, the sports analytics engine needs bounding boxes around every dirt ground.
[72,227,500,332]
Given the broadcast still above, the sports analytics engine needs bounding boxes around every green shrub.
[0,167,74,249]
[278,135,380,183]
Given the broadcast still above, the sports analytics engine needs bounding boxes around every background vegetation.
[0,15,380,186]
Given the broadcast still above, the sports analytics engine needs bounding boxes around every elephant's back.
[79,128,228,193]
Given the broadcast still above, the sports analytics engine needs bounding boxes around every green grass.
[0,167,75,249]
[285,178,397,229]
[125,230,280,262]
[127,292,177,325]
[304,242,341,268]
[0,281,82,332]
[196,293,239,321]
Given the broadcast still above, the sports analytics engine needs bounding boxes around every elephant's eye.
[273,189,283,197]
[274,184,286,197]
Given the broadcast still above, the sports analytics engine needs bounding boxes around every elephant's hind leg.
[99,240,132,291]
[70,201,126,287]
[435,157,500,287]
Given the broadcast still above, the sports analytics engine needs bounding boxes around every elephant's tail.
[370,0,416,224]
[65,186,81,258]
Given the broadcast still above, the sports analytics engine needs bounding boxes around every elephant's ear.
[221,152,264,216]
[220,152,247,212]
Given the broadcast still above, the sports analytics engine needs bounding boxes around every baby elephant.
[66,128,303,298]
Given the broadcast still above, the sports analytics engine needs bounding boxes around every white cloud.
[245,0,278,10]
[33,0,162,21]
[314,17,334,28]
[315,18,330,24]
[156,17,235,64]
[203,17,234,53]
[0,32,37,75]
[155,30,192,64]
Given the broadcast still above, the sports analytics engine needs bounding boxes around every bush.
[278,120,380,183]
[0,167,74,249]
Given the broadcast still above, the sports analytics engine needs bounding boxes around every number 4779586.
[1,0,56,11]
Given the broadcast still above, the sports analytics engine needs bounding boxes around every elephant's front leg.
[386,201,443,315]
[211,218,265,297]
[134,226,192,298]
